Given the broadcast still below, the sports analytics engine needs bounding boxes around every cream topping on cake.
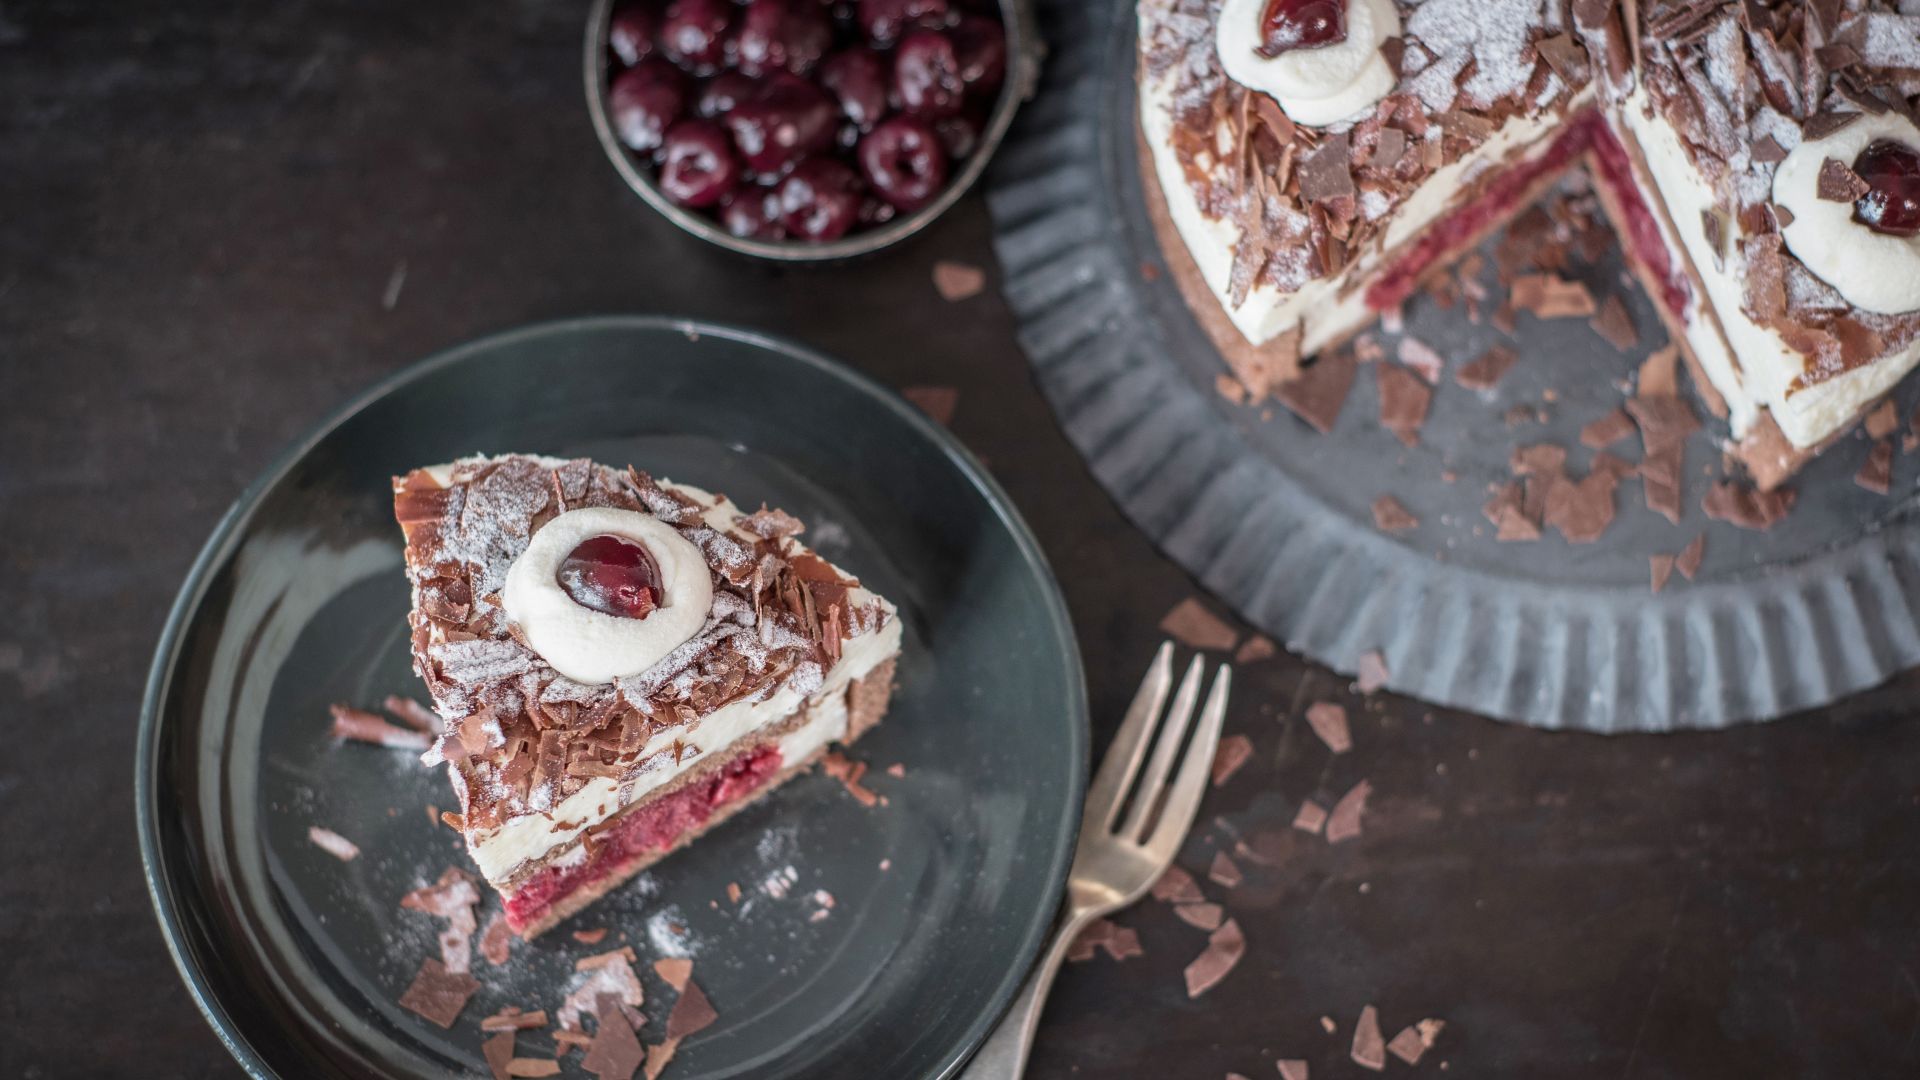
[1773,112,1920,316]
[1216,0,1402,126]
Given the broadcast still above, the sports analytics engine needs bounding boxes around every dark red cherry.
[858,115,949,210]
[892,31,964,119]
[696,71,759,119]
[777,158,864,241]
[720,186,786,238]
[659,120,740,207]
[950,15,1006,97]
[660,0,733,74]
[819,48,889,130]
[1852,139,1920,237]
[1258,0,1347,57]
[557,535,663,619]
[609,60,689,152]
[858,0,950,45]
[735,0,832,76]
[934,111,980,160]
[609,4,659,66]
[726,73,838,174]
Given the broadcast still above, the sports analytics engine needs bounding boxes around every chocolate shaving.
[821,750,881,807]
[1817,157,1871,202]
[1455,344,1519,390]
[1151,865,1205,905]
[1395,337,1444,384]
[666,981,718,1041]
[1293,800,1328,834]
[1212,734,1254,786]
[485,1031,516,1080]
[1483,482,1540,541]
[383,695,443,734]
[1326,780,1372,844]
[480,915,513,966]
[1589,294,1639,350]
[506,1059,561,1077]
[1183,918,1245,998]
[1627,396,1700,452]
[582,994,646,1080]
[737,506,806,539]
[1580,409,1636,449]
[1543,470,1619,544]
[1510,443,1568,476]
[901,385,958,427]
[1650,554,1675,594]
[1866,400,1900,440]
[1355,651,1389,694]
[1299,134,1356,203]
[1702,481,1798,530]
[1638,344,1680,397]
[653,957,692,992]
[1388,1019,1446,1065]
[931,260,985,302]
[1803,110,1863,140]
[1376,364,1432,446]
[1639,446,1685,524]
[1537,32,1591,83]
[481,1009,549,1032]
[307,826,360,862]
[1351,1005,1387,1071]
[1174,902,1226,932]
[1234,635,1277,664]
[1857,439,1895,495]
[573,928,609,945]
[1275,351,1358,434]
[1278,1061,1310,1080]
[1511,274,1597,319]
[1371,126,1407,173]
[330,703,432,751]
[1208,851,1243,889]
[1158,597,1239,651]
[643,1039,679,1080]
[1371,495,1419,532]
[1305,702,1351,753]
[1676,534,1706,580]
[399,958,480,1029]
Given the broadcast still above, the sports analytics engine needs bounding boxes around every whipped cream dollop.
[501,507,713,684]
[1772,111,1920,315]
[1216,0,1400,128]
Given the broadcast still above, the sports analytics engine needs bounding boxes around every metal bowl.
[584,0,1042,262]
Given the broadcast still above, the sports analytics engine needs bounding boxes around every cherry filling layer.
[1363,112,1692,321]
[502,744,784,932]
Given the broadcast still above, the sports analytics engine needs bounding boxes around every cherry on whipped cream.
[557,535,663,619]
[1852,139,1920,237]
[1257,0,1347,57]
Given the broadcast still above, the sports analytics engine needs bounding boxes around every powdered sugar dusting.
[646,905,700,957]
[1405,0,1547,113]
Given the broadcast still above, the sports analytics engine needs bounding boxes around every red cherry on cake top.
[557,535,664,619]
[1852,139,1920,238]
[1257,0,1348,57]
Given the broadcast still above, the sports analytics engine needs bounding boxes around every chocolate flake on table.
[1293,799,1329,834]
[1702,481,1798,530]
[1675,534,1706,581]
[1275,351,1358,434]
[1208,851,1243,889]
[1395,337,1445,384]
[1277,1060,1310,1080]
[330,703,432,751]
[1105,924,1145,960]
[1159,597,1240,651]
[931,260,986,302]
[480,914,513,966]
[1350,1004,1387,1071]
[1152,865,1206,905]
[643,1039,680,1080]
[582,994,646,1080]
[1649,553,1676,594]
[1068,918,1143,962]
[484,1031,516,1080]
[1212,734,1254,786]
[821,750,882,807]
[1454,344,1519,391]
[573,928,609,945]
[402,867,481,975]
[1387,1019,1446,1065]
[1376,365,1432,447]
[307,826,360,861]
[400,957,482,1029]
[1355,651,1389,693]
[1216,373,1249,405]
[1817,157,1871,202]
[1511,274,1597,319]
[885,762,906,778]
[1234,635,1277,664]
[1510,443,1568,476]
[1543,470,1619,544]
[383,695,443,735]
[1866,400,1900,440]
[1325,780,1372,844]
[1483,482,1542,541]
[507,1058,561,1077]
[1638,344,1679,397]
[666,980,719,1041]
[1371,496,1419,533]
[1856,439,1895,494]
[653,957,693,992]
[1174,902,1226,932]
[1580,409,1636,449]
[482,1008,549,1032]
[901,385,959,427]
[1638,446,1685,524]
[1305,702,1351,753]
[1183,918,1246,998]
[1589,294,1639,350]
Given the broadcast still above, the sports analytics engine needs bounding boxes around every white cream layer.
[1622,88,1920,447]
[471,595,900,885]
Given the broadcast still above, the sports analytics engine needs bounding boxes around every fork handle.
[957,907,1100,1080]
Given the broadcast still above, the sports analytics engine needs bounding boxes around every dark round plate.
[986,0,1920,731]
[136,317,1087,1079]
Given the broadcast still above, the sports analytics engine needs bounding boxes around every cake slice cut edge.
[392,453,903,938]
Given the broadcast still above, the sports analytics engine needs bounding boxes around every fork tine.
[1146,664,1231,861]
[1117,655,1205,841]
[1085,642,1174,834]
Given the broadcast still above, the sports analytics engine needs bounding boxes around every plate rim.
[135,314,1090,1079]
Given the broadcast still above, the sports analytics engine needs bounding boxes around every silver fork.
[959,642,1231,1079]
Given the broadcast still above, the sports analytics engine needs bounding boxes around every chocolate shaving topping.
[1803,110,1863,140]
[1351,1005,1387,1071]
[1158,597,1239,651]
[1274,352,1357,434]
[1538,32,1592,84]
[1751,133,1788,164]
[1371,495,1419,533]
[1183,918,1246,998]
[1326,779,1372,844]
[1305,702,1352,753]
[1299,134,1356,203]
[1856,439,1895,495]
[1702,481,1798,530]
[1455,344,1519,390]
[1371,126,1408,173]
[1293,800,1329,834]
[1152,865,1206,905]
[1580,409,1637,449]
[1212,734,1254,786]
[1174,902,1226,932]
[1817,157,1871,202]
[399,958,481,1029]
[1208,850,1243,889]
[666,980,718,1041]
[1676,534,1706,580]
[1376,364,1432,446]
[485,1032,516,1080]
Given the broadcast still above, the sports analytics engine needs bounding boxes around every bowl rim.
[583,0,1042,261]
[135,315,1090,1079]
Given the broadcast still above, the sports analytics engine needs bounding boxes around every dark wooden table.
[5,2,1919,1077]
